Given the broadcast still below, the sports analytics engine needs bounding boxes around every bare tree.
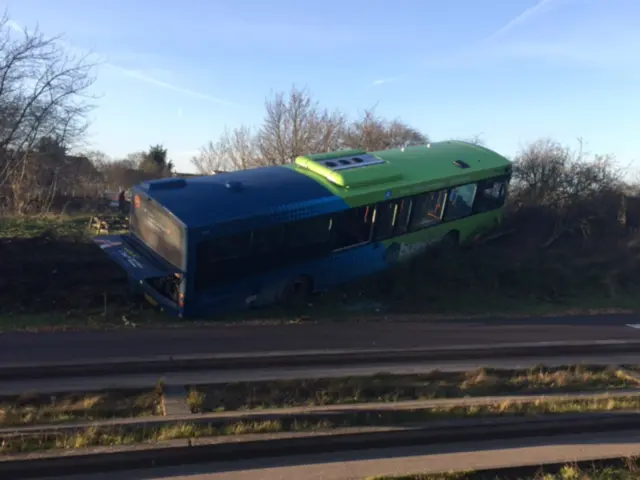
[512,138,622,208]
[192,125,259,173]
[452,133,485,146]
[124,151,146,169]
[83,149,110,170]
[0,13,97,211]
[195,87,427,174]
[257,86,346,165]
[342,107,427,151]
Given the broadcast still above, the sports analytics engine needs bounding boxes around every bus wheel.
[280,276,312,308]
[440,231,459,253]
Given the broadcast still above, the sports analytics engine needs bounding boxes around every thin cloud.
[371,77,400,87]
[7,18,233,106]
[484,0,558,43]
[104,63,232,105]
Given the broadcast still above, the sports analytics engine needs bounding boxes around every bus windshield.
[130,193,185,270]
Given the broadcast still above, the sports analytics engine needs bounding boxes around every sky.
[3,0,640,175]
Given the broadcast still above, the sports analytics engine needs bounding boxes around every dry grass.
[367,460,640,479]
[0,388,162,427]
[2,394,640,455]
[192,365,637,413]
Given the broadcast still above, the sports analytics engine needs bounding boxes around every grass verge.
[0,387,162,427]
[366,459,640,479]
[189,365,638,413]
[2,395,640,454]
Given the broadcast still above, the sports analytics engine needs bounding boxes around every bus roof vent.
[453,160,471,169]
[225,180,244,192]
[317,153,385,172]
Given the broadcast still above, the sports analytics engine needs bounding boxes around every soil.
[0,232,133,315]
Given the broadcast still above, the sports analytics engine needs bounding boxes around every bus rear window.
[130,195,185,269]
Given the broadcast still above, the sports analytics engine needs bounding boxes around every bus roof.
[289,140,512,201]
[137,141,511,230]
[136,165,340,229]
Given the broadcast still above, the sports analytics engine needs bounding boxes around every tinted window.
[393,198,412,236]
[473,178,508,213]
[130,195,185,269]
[195,232,252,290]
[285,215,332,248]
[253,225,284,255]
[253,225,285,271]
[409,190,446,231]
[373,201,397,241]
[444,183,477,221]
[285,215,333,262]
[333,206,374,249]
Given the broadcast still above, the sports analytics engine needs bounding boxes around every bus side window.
[285,215,333,261]
[472,178,508,213]
[373,200,397,241]
[252,225,285,271]
[409,190,446,231]
[393,198,412,236]
[195,232,252,290]
[443,183,477,221]
[333,206,374,250]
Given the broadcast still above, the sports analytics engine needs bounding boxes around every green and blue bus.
[94,141,511,317]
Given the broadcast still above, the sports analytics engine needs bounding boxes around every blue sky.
[4,0,640,175]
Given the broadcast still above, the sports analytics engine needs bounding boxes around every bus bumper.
[93,234,182,315]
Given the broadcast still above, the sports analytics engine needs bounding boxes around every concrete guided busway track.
[3,313,640,366]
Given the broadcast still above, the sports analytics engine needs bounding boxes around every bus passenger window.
[444,183,477,221]
[373,201,396,241]
[253,226,284,255]
[409,190,446,231]
[284,215,333,263]
[393,198,412,236]
[252,225,284,271]
[195,232,252,290]
[333,206,373,249]
[472,178,508,213]
[285,216,332,248]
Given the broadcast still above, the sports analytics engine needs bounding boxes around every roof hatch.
[453,160,471,169]
[295,150,401,188]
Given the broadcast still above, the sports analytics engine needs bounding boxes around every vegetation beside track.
[3,394,640,454]
[1,365,633,428]
[189,365,638,413]
[0,387,162,427]
[367,459,640,479]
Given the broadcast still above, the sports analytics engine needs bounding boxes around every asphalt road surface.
[36,430,640,480]
[2,313,640,365]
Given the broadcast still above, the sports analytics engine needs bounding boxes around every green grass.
[0,214,93,239]
[190,365,638,413]
[3,395,640,454]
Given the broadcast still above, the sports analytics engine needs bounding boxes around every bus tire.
[280,276,313,308]
[440,230,459,252]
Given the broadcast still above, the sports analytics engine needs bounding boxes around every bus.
[94,141,512,318]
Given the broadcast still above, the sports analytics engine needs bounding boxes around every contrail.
[484,0,558,42]
[104,63,232,105]
[371,77,400,87]
[7,18,232,105]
